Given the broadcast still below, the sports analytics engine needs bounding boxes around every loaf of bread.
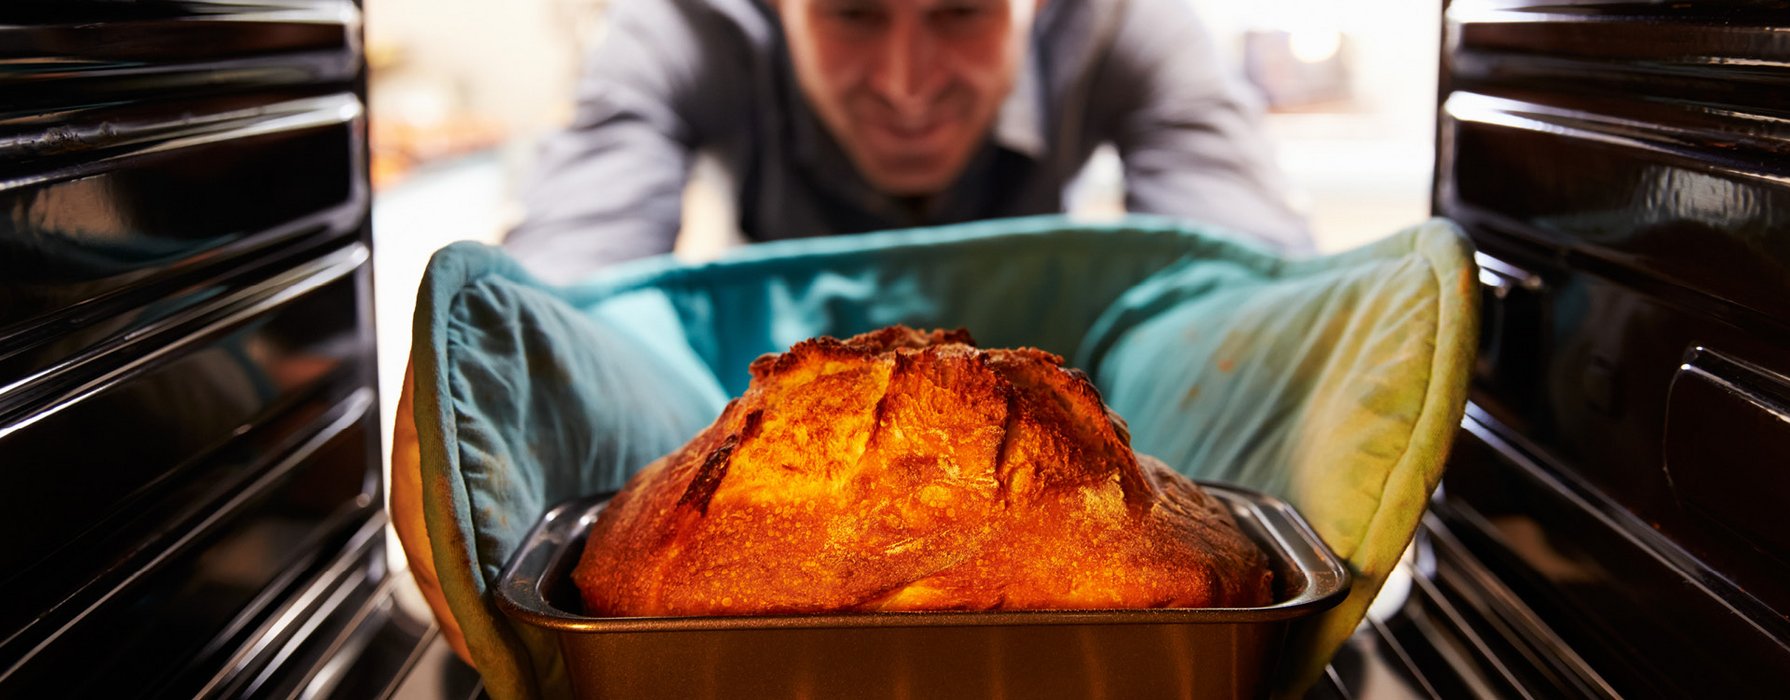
[573,326,1272,616]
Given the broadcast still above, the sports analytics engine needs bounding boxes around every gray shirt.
[505,0,1309,283]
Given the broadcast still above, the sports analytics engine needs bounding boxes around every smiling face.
[777,0,1036,196]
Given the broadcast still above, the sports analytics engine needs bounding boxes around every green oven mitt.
[402,215,1477,699]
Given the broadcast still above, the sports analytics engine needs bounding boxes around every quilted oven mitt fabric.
[396,215,1478,699]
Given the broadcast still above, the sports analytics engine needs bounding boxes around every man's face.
[778,0,1036,196]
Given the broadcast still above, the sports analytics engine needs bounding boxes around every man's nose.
[870,16,940,116]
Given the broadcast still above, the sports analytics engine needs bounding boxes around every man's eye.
[830,7,886,25]
[931,4,989,26]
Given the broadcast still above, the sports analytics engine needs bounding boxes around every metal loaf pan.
[496,482,1349,699]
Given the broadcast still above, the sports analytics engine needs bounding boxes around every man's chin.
[857,156,962,198]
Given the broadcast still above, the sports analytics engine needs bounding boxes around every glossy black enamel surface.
[1435,0,1790,696]
[1662,349,1790,564]
[0,0,396,696]
[1448,1,1790,112]
[0,265,373,634]
[1439,412,1790,698]
[0,2,357,113]
[1460,255,1790,610]
[1442,91,1790,326]
[0,98,366,378]
[0,418,378,698]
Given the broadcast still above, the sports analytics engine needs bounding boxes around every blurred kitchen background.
[365,0,1443,464]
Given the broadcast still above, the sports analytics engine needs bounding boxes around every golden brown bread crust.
[573,326,1273,616]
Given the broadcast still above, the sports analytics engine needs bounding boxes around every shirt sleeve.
[503,0,743,284]
[1097,0,1312,253]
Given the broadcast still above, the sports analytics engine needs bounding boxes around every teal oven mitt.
[405,215,1478,699]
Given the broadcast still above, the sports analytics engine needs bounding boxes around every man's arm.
[1096,0,1311,252]
[504,0,743,284]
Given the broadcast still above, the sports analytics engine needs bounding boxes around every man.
[504,0,1308,283]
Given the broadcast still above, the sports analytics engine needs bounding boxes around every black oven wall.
[0,2,419,697]
[1431,0,1790,697]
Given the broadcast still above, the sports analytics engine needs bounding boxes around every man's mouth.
[864,117,952,151]
[880,117,943,137]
